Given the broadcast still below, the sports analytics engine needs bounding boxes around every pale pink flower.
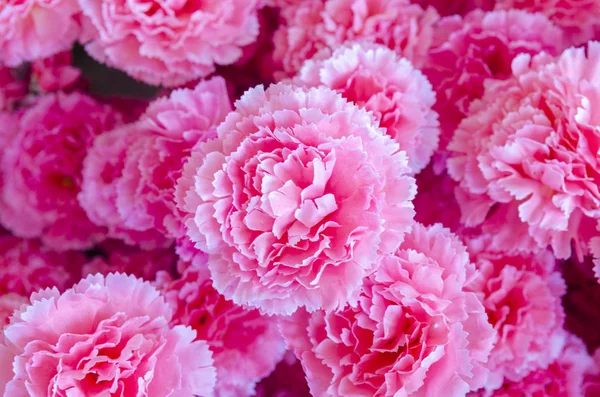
[177,84,416,315]
[78,0,261,86]
[79,77,231,248]
[82,240,178,281]
[471,333,593,397]
[0,0,81,66]
[0,235,84,296]
[272,0,439,78]
[296,43,440,173]
[447,43,600,260]
[280,223,495,397]
[465,236,566,389]
[157,263,285,397]
[0,273,216,397]
[586,348,600,396]
[495,0,600,46]
[0,294,28,328]
[425,9,564,157]
[0,92,122,250]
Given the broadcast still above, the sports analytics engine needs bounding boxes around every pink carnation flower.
[78,0,261,86]
[177,84,416,315]
[495,0,600,46]
[272,0,439,78]
[0,92,122,250]
[471,333,593,397]
[589,230,600,281]
[158,263,285,396]
[80,77,231,248]
[296,43,440,173]
[82,240,178,281]
[465,237,566,389]
[0,235,84,297]
[425,9,564,156]
[0,273,216,397]
[280,223,495,397]
[0,0,81,66]
[447,43,600,260]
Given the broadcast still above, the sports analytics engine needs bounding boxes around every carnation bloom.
[280,223,495,397]
[465,236,566,389]
[0,273,217,397]
[79,77,231,248]
[78,0,261,86]
[82,240,178,281]
[177,83,416,314]
[424,9,564,156]
[471,333,593,397]
[447,43,600,260]
[0,0,81,66]
[296,43,440,173]
[0,92,122,250]
[157,263,285,396]
[272,0,439,78]
[0,235,84,297]
[495,0,600,46]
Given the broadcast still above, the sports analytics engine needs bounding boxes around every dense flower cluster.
[2,1,600,396]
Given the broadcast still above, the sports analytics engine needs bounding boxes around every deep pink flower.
[0,0,81,66]
[254,351,311,397]
[157,262,285,396]
[80,77,231,248]
[78,0,261,86]
[272,0,439,78]
[416,0,494,16]
[82,240,178,281]
[471,334,593,397]
[296,43,440,173]
[495,0,600,46]
[177,84,416,314]
[0,66,27,111]
[0,273,216,397]
[447,43,600,260]
[424,9,564,157]
[0,235,84,296]
[30,51,82,93]
[280,223,495,397]
[0,92,122,250]
[561,255,600,352]
[589,230,600,281]
[0,293,27,328]
[465,236,566,389]
[414,165,464,232]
